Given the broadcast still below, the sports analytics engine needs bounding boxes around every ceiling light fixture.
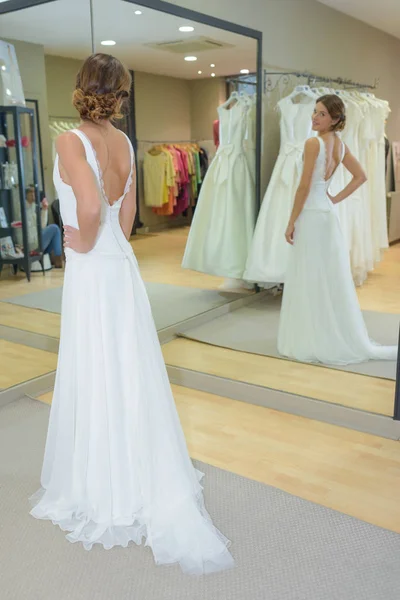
[135,10,142,15]
[179,26,194,32]
[240,69,250,74]
[198,70,202,75]
[184,56,197,62]
[1,65,6,71]
[211,73,216,78]
[210,63,215,68]
[101,40,116,46]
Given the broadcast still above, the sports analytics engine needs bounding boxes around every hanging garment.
[30,129,234,575]
[143,150,175,208]
[182,96,256,279]
[278,136,397,365]
[244,92,316,285]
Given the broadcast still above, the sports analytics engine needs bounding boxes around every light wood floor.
[0,340,57,389]
[163,338,395,416]
[36,384,400,534]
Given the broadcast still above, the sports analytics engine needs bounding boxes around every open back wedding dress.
[29,129,233,575]
[278,136,397,365]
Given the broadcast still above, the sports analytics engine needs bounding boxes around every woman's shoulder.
[55,130,86,160]
[304,136,320,154]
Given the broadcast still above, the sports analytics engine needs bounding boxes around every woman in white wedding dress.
[29,54,233,575]
[278,94,397,365]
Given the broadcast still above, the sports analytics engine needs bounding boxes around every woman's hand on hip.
[63,225,91,253]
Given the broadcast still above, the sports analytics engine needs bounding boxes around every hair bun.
[72,88,123,122]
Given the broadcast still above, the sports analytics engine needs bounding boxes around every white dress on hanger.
[30,129,234,575]
[182,96,256,279]
[244,91,316,285]
[278,136,397,365]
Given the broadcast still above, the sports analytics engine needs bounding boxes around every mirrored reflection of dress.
[30,129,234,576]
[278,136,397,365]
[244,94,316,285]
[182,98,256,279]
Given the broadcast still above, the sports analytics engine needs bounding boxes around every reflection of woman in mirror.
[278,95,397,365]
[29,53,233,574]
[25,187,63,268]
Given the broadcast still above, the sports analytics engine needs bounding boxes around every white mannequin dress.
[182,97,256,279]
[278,136,397,365]
[244,93,316,285]
[29,129,234,575]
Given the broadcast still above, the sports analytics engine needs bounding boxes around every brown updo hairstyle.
[73,53,131,122]
[316,94,346,132]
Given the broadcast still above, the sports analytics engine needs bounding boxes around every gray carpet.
[1,398,400,600]
[179,295,399,380]
[3,283,244,332]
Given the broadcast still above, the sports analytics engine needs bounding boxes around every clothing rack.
[138,140,197,144]
[264,70,379,93]
[226,77,257,87]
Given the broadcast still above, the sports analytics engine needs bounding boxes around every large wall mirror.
[0,0,263,399]
[0,0,397,439]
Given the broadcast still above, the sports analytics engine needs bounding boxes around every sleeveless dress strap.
[69,129,100,176]
[340,140,346,162]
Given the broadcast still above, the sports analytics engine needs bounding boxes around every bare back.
[59,123,132,207]
[321,134,342,182]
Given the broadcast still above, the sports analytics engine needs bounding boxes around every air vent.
[147,36,234,54]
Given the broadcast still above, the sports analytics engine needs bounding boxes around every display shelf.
[0,105,43,281]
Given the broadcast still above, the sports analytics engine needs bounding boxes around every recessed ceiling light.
[135,10,142,15]
[198,71,202,75]
[101,40,116,46]
[1,65,6,71]
[210,64,215,68]
[211,73,216,78]
[184,56,197,62]
[179,26,194,32]
[240,69,250,74]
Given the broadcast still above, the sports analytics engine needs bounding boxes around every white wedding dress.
[29,129,234,575]
[244,93,316,285]
[278,136,397,365]
[182,97,256,279]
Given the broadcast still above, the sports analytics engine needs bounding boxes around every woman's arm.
[56,132,101,253]
[119,161,137,240]
[328,145,367,205]
[285,137,319,245]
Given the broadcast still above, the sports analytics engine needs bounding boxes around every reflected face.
[312,102,335,133]
[26,189,35,204]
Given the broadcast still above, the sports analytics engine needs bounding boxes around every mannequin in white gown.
[29,54,233,575]
[278,94,397,365]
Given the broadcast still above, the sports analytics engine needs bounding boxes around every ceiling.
[318,0,400,40]
[0,0,257,79]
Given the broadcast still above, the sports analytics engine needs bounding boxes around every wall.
[4,39,54,201]
[45,55,82,118]
[189,77,225,142]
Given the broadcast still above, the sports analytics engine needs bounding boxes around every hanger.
[289,85,316,103]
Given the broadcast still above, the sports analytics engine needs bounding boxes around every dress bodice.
[217,98,251,152]
[278,95,316,153]
[304,136,345,211]
[53,129,135,260]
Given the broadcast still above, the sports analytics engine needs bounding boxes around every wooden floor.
[163,338,396,416]
[37,384,400,534]
[0,340,57,389]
